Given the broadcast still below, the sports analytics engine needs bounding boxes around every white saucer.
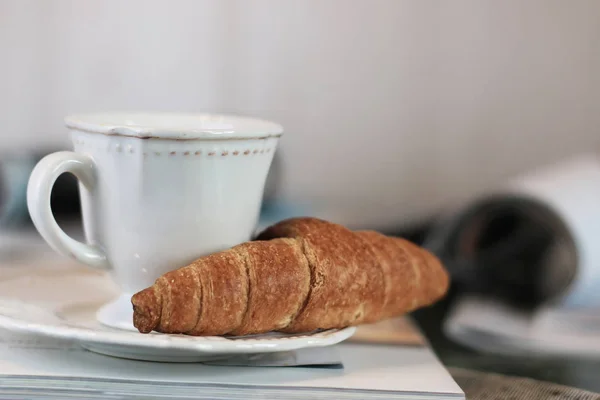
[0,298,356,362]
[95,293,140,331]
[0,258,355,363]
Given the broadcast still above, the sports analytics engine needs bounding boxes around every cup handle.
[27,151,110,270]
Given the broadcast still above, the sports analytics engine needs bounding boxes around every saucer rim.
[0,298,356,354]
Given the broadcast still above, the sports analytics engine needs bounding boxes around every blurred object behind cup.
[0,154,36,228]
[426,154,600,309]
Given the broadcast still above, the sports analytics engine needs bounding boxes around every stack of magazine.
[0,331,463,400]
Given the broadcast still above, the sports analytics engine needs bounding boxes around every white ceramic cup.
[27,112,282,329]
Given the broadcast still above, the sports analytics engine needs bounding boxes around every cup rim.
[64,112,283,140]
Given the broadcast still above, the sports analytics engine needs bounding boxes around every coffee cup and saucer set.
[0,112,355,362]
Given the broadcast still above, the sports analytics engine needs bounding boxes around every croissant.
[131,217,449,336]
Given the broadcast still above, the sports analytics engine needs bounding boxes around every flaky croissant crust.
[132,217,449,336]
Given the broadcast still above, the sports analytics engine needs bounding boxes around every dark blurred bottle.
[424,195,576,309]
[425,154,600,310]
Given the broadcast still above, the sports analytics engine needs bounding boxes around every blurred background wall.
[1,0,599,230]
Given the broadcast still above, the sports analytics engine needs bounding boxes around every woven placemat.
[450,367,600,400]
